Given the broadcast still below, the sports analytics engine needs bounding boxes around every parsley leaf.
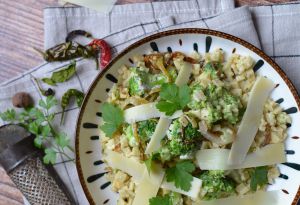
[166,160,195,191]
[100,103,124,137]
[149,195,172,205]
[250,166,269,191]
[43,148,57,164]
[0,109,16,122]
[156,83,191,116]
[55,133,70,149]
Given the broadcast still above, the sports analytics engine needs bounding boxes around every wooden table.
[0,0,294,203]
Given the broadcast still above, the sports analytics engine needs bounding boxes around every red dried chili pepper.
[88,39,112,69]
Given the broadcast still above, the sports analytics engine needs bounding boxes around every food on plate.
[99,49,291,204]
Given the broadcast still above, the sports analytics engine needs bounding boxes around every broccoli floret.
[166,120,202,157]
[128,67,148,96]
[124,125,137,147]
[129,67,177,95]
[169,192,183,205]
[203,62,222,77]
[189,83,243,125]
[199,170,236,200]
[158,146,172,162]
[137,119,157,142]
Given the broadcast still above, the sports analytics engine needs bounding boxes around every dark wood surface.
[0,0,294,203]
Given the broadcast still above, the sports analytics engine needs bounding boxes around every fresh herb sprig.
[156,83,191,116]
[100,103,124,137]
[165,160,195,191]
[0,96,73,164]
[149,195,172,205]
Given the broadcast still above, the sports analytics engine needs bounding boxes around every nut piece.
[12,92,33,108]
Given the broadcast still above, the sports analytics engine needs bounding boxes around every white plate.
[75,29,300,205]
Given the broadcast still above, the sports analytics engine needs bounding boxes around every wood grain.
[0,0,294,203]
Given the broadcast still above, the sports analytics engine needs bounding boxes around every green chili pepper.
[35,41,97,62]
[42,61,77,86]
[60,89,84,125]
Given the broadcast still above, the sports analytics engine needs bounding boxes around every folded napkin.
[1,0,300,204]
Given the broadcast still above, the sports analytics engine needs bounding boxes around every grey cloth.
[0,0,300,204]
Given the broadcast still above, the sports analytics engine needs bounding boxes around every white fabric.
[0,0,299,204]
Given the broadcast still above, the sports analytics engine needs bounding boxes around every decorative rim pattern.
[75,28,300,205]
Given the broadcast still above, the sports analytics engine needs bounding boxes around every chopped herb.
[100,103,124,137]
[166,160,195,191]
[156,83,191,116]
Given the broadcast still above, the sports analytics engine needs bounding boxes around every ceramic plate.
[75,29,300,205]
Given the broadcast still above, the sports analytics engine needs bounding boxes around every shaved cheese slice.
[65,0,116,12]
[145,118,171,154]
[196,143,286,170]
[104,150,144,181]
[145,60,193,154]
[192,191,279,205]
[228,76,275,165]
[132,164,165,205]
[124,102,182,123]
[174,59,193,86]
[161,177,202,199]
[104,151,202,198]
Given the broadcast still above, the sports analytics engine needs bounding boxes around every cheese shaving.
[196,143,286,170]
[124,102,182,123]
[132,164,165,205]
[228,76,275,165]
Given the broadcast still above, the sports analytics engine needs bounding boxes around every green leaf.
[46,95,58,109]
[250,166,269,191]
[42,78,56,86]
[166,160,195,191]
[28,121,40,135]
[149,195,172,205]
[0,109,16,122]
[42,61,76,86]
[41,124,51,137]
[43,148,57,164]
[156,83,191,116]
[55,133,70,149]
[34,135,44,149]
[178,85,191,107]
[100,103,124,137]
[51,61,76,83]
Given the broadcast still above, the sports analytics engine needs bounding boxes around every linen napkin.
[0,0,300,204]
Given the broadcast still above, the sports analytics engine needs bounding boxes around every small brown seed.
[12,92,33,108]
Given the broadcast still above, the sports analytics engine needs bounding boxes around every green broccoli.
[203,62,222,77]
[166,119,202,157]
[128,67,177,95]
[169,192,183,205]
[199,170,236,200]
[188,83,243,125]
[128,67,148,96]
[137,119,157,142]
[124,124,137,147]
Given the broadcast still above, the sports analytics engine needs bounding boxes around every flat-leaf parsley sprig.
[100,103,124,138]
[156,83,191,116]
[166,160,195,191]
[0,96,73,164]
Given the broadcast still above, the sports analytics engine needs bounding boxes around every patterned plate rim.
[75,28,300,205]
